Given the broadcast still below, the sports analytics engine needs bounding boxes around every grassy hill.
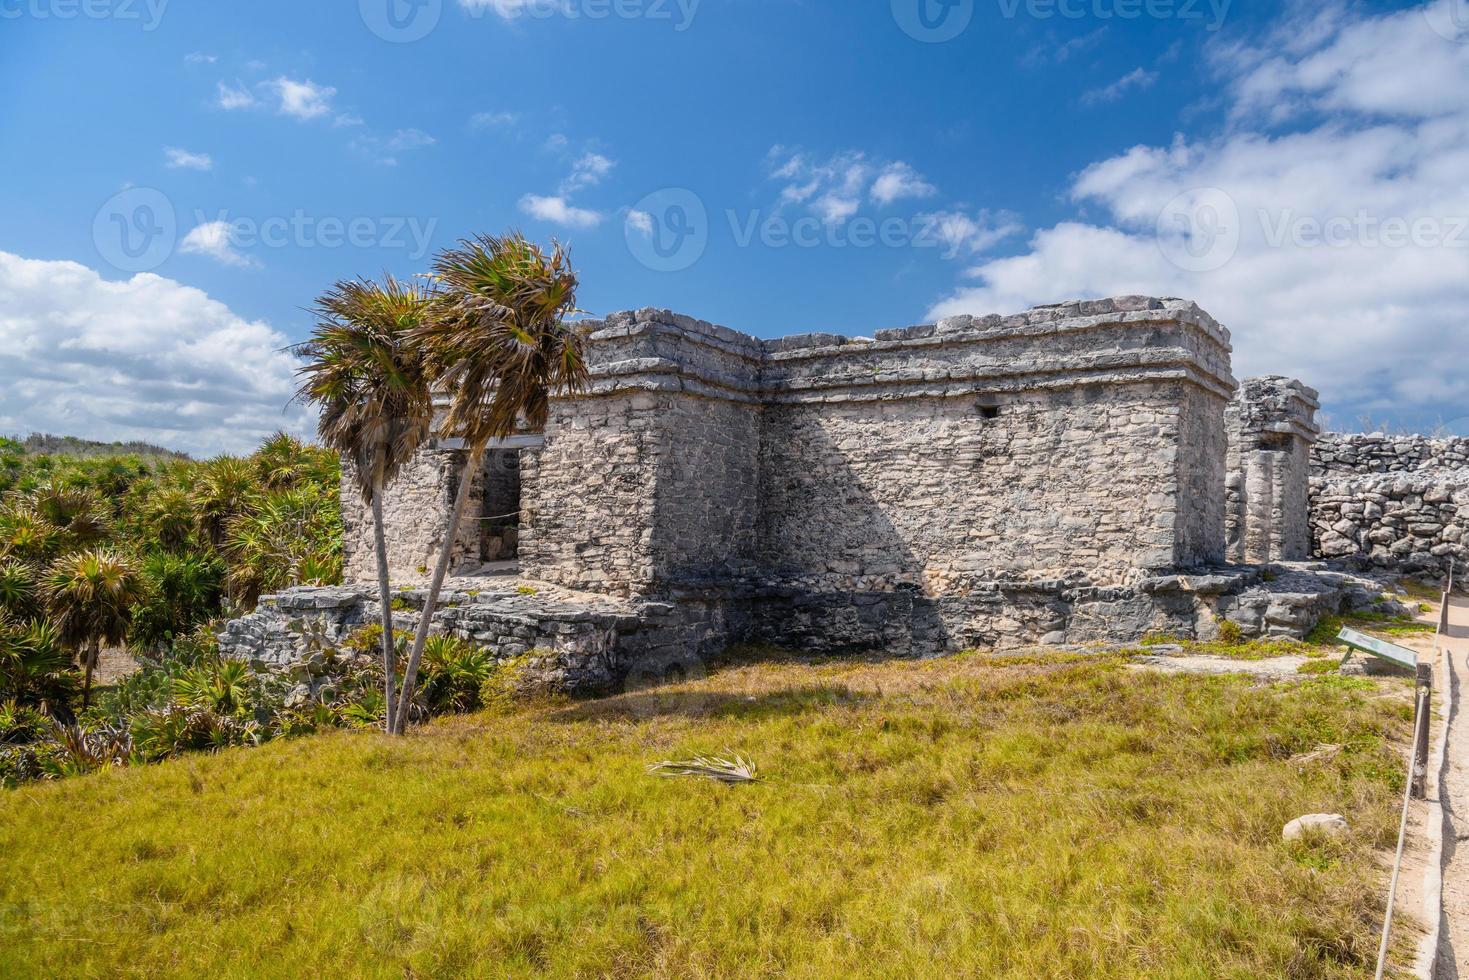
[0,650,1413,978]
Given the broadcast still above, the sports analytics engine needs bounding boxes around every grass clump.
[0,650,1412,978]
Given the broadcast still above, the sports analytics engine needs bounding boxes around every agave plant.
[43,720,133,777]
[394,233,588,734]
[293,274,436,733]
[42,548,144,708]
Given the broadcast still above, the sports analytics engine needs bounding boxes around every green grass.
[0,651,1414,978]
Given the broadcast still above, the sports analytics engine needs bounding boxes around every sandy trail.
[1434,593,1469,977]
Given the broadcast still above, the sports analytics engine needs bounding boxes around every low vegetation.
[0,650,1414,977]
[0,433,345,785]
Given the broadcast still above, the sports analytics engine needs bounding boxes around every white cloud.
[625,209,654,236]
[349,128,437,166]
[184,52,217,65]
[0,252,311,456]
[469,110,520,130]
[916,210,1023,258]
[460,0,570,19]
[164,147,213,171]
[518,194,602,229]
[216,81,256,111]
[766,148,873,225]
[560,152,615,194]
[270,77,336,120]
[927,1,1469,430]
[871,162,937,205]
[1081,67,1158,105]
[179,221,259,269]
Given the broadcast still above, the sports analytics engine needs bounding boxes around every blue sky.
[2,0,1467,453]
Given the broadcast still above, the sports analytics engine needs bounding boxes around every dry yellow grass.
[0,649,1416,978]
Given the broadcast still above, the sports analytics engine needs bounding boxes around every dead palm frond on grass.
[648,754,759,783]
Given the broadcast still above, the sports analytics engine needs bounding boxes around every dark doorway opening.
[481,448,521,563]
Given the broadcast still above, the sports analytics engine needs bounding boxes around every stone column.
[1225,377,1320,563]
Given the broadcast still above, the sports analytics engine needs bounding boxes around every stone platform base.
[217,562,1406,695]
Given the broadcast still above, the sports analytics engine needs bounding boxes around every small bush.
[1217,620,1244,646]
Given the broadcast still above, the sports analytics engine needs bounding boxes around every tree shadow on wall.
[737,405,985,656]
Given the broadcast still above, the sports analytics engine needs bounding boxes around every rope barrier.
[1374,560,1453,979]
[1375,681,1430,980]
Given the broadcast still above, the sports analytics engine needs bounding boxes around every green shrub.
[419,636,494,714]
[1217,620,1244,646]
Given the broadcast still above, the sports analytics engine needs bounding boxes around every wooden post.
[1413,662,1433,800]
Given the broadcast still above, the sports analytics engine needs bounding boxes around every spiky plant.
[192,456,260,550]
[0,615,77,717]
[0,558,37,620]
[0,504,61,567]
[29,482,111,550]
[42,548,144,709]
[392,233,588,734]
[293,274,435,732]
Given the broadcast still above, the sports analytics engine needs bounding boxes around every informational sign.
[1336,627,1418,670]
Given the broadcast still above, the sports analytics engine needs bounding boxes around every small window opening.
[978,405,1001,420]
[1256,432,1291,452]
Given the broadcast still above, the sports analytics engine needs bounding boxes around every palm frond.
[647,754,759,783]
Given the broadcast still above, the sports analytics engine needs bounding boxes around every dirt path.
[1435,594,1469,977]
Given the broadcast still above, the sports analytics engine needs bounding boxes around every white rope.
[1375,682,1428,980]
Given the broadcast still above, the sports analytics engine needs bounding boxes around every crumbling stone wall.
[343,296,1237,654]
[1225,377,1320,563]
[1309,432,1468,580]
[1313,433,1469,474]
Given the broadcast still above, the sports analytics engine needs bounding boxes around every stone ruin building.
[220,296,1467,692]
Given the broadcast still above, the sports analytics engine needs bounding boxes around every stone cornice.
[576,296,1237,405]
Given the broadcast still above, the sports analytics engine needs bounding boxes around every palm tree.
[393,232,588,734]
[293,275,435,734]
[42,548,144,709]
[29,482,111,550]
[192,456,259,551]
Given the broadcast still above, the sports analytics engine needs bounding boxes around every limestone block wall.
[1225,377,1320,563]
[1313,433,1469,474]
[1308,432,1469,581]
[755,296,1235,588]
[347,297,1237,636]
[341,449,481,584]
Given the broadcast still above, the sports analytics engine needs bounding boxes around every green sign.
[1336,627,1418,669]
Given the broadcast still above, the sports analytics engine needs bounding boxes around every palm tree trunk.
[371,488,397,734]
[394,446,482,734]
[82,641,98,709]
